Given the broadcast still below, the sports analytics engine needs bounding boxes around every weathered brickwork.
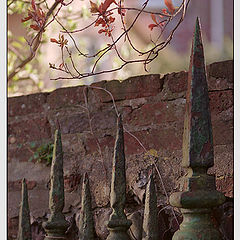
[8,60,233,239]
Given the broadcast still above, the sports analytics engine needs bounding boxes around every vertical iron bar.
[42,129,69,240]
[142,173,159,240]
[106,115,132,240]
[79,172,95,240]
[169,17,225,240]
[17,178,32,240]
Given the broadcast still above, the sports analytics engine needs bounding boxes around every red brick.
[216,176,233,198]
[8,117,52,143]
[57,112,89,134]
[86,125,183,156]
[208,60,233,83]
[64,173,82,192]
[91,110,117,131]
[90,74,163,103]
[212,120,233,146]
[47,85,86,110]
[8,179,37,191]
[55,108,117,135]
[207,76,233,91]
[123,131,146,155]
[167,71,188,94]
[85,135,115,154]
[8,145,33,162]
[123,101,185,127]
[8,217,18,239]
[124,127,183,155]
[209,90,233,114]
[8,92,47,117]
[117,74,163,100]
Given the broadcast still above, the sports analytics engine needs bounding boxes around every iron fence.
[16,18,226,240]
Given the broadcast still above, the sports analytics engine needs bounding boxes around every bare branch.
[9,0,191,85]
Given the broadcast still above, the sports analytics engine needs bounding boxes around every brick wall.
[8,60,233,239]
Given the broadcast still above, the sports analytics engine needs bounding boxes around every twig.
[81,85,181,227]
[82,86,109,184]
[8,0,61,82]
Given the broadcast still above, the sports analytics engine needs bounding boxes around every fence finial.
[42,129,69,240]
[169,17,225,239]
[79,172,95,240]
[106,115,132,240]
[17,178,32,240]
[142,173,159,240]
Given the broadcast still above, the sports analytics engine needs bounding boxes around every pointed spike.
[170,18,225,239]
[106,115,132,240]
[79,173,95,240]
[182,17,214,169]
[42,129,69,240]
[142,174,159,240]
[49,129,65,212]
[18,178,32,240]
[83,172,89,184]
[109,114,126,212]
[56,119,61,130]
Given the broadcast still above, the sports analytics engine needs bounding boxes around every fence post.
[17,178,32,240]
[169,17,225,239]
[106,115,132,240]
[142,173,159,240]
[78,172,95,240]
[42,129,70,240]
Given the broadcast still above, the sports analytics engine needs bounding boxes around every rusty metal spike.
[142,173,159,240]
[17,178,32,240]
[79,173,95,240]
[106,115,132,240]
[42,129,69,240]
[182,16,214,169]
[169,18,225,240]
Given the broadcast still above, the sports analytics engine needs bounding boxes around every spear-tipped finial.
[17,178,32,240]
[79,173,95,240]
[183,16,214,170]
[169,18,225,239]
[142,173,159,240]
[106,115,132,240]
[42,129,69,240]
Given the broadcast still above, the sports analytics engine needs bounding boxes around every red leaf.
[31,0,36,11]
[162,8,168,15]
[109,16,115,23]
[50,38,59,43]
[164,0,175,14]
[101,0,117,13]
[95,18,106,27]
[148,24,158,31]
[59,62,64,69]
[98,29,106,34]
[21,16,32,22]
[21,0,46,31]
[89,1,99,13]
[151,13,158,25]
[30,24,40,31]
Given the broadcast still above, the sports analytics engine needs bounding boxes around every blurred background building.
[7,0,233,96]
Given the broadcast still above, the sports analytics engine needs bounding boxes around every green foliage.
[28,142,54,166]
[7,0,28,14]
[8,29,45,95]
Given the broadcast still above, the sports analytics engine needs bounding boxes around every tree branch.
[8,0,60,82]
